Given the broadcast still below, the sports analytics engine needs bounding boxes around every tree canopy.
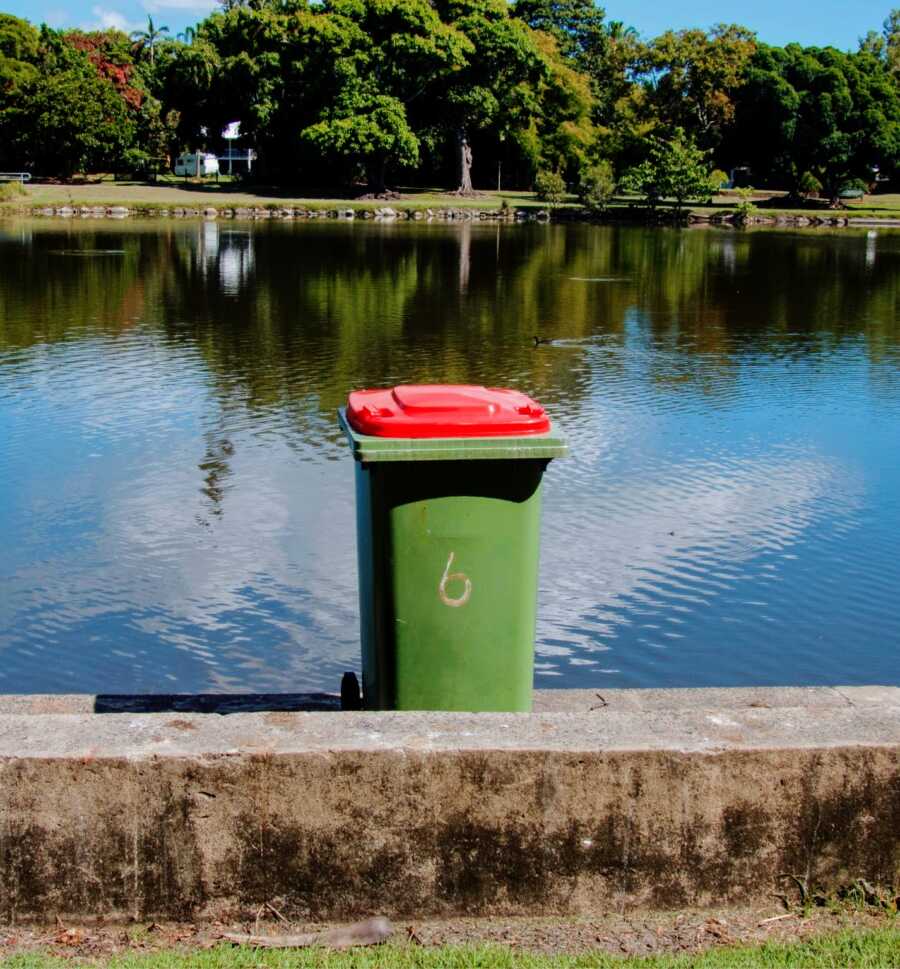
[725,42,900,199]
[1,2,900,201]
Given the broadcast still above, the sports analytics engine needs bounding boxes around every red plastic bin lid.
[346,385,551,438]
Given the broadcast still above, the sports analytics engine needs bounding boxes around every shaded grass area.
[3,928,900,969]
[840,192,900,214]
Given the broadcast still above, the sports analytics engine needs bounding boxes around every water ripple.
[1,220,899,692]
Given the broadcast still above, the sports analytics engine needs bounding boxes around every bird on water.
[533,335,552,346]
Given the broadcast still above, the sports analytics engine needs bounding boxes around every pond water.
[1,219,898,695]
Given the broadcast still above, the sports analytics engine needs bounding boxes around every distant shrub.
[733,186,757,224]
[620,129,714,215]
[578,160,616,212]
[534,169,566,205]
[709,169,730,190]
[799,172,822,198]
[840,177,869,194]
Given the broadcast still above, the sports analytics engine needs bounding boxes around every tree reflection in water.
[0,220,899,693]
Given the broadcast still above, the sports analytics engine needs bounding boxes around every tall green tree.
[429,0,547,193]
[510,0,642,128]
[586,20,649,172]
[7,66,135,175]
[0,11,39,64]
[0,13,39,102]
[0,15,40,171]
[527,30,595,180]
[883,8,900,71]
[1,22,145,175]
[639,24,757,149]
[590,20,639,123]
[158,36,221,149]
[300,0,471,192]
[512,0,606,70]
[188,0,304,176]
[859,9,900,75]
[512,0,636,165]
[302,93,421,192]
[726,43,900,201]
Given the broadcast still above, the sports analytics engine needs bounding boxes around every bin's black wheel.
[340,672,362,711]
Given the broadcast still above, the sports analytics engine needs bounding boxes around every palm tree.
[606,21,639,44]
[176,26,196,45]
[605,20,641,79]
[130,16,170,65]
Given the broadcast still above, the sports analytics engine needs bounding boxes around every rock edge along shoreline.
[6,204,896,227]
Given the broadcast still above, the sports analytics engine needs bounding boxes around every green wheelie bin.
[339,384,567,712]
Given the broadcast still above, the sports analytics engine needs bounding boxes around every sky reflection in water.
[0,220,898,693]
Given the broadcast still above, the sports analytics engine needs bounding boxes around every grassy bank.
[3,927,900,969]
[1,180,550,212]
[5,180,900,223]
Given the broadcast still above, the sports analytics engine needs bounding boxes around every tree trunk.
[366,156,387,196]
[456,131,474,195]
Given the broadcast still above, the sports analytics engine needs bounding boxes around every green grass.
[6,180,900,222]
[1,181,552,212]
[3,928,900,969]
[0,180,28,203]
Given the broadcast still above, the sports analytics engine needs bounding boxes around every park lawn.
[844,193,900,213]
[6,180,900,222]
[685,190,900,221]
[3,928,900,969]
[5,181,555,211]
[684,205,900,221]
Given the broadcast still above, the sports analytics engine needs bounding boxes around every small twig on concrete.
[265,902,290,926]
[758,913,798,926]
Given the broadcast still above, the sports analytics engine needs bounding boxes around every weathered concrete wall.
[1,687,898,923]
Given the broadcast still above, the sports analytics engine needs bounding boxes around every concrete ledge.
[1,687,898,922]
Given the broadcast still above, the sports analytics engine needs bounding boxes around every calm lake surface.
[1,219,898,694]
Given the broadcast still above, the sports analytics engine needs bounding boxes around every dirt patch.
[1,905,895,960]
[405,906,896,956]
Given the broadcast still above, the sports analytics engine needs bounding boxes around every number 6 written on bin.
[439,552,472,608]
